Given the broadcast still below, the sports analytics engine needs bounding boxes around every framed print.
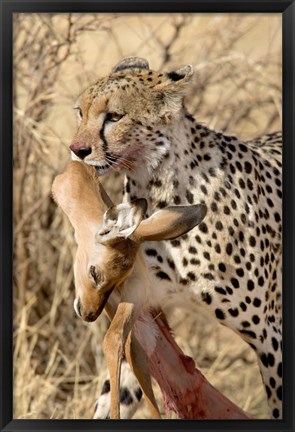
[1,1,294,432]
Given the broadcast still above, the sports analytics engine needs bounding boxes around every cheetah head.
[70,57,194,175]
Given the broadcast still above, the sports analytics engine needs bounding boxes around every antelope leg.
[125,332,161,419]
[103,302,135,419]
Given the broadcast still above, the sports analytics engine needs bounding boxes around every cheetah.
[70,57,282,419]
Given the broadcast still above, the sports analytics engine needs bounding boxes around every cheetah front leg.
[93,361,143,419]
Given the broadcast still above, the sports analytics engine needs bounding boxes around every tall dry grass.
[13,13,281,419]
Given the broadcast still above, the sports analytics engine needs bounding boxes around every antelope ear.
[131,203,207,243]
[96,199,147,246]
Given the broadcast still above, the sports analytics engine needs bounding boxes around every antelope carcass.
[52,161,250,420]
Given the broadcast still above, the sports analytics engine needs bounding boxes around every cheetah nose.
[70,144,92,160]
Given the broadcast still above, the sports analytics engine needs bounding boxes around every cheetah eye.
[105,112,125,123]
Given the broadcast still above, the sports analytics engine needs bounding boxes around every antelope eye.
[106,112,125,122]
[89,265,103,286]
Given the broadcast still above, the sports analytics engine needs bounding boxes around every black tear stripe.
[100,119,109,154]
[100,119,120,164]
[119,387,133,405]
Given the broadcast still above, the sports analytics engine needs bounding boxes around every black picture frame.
[1,1,294,431]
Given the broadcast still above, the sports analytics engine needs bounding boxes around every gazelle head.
[52,162,207,322]
[72,198,147,322]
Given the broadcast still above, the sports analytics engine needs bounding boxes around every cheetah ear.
[155,65,194,90]
[165,65,194,84]
[154,65,194,119]
[113,57,150,73]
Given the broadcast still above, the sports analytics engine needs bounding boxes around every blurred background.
[13,13,282,419]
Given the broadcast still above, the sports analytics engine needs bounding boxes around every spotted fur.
[93,360,143,419]
[71,57,282,419]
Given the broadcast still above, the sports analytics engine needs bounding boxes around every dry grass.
[13,13,281,419]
